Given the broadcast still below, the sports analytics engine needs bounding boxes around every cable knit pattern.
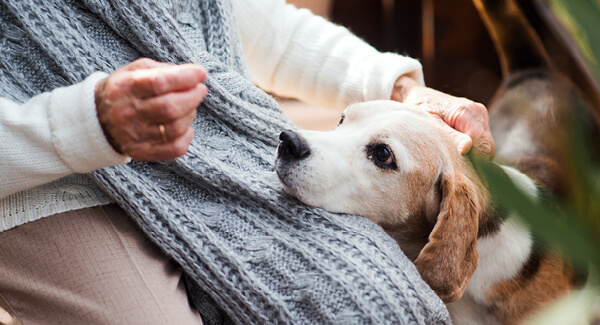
[0,0,450,323]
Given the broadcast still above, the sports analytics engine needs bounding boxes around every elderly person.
[0,0,493,324]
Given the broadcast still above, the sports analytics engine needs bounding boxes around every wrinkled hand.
[95,58,208,161]
[392,75,495,159]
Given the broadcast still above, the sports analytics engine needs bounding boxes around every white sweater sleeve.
[232,0,425,110]
[0,72,130,199]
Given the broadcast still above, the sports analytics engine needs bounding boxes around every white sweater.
[0,0,423,231]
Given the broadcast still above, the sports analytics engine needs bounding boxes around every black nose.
[278,130,311,160]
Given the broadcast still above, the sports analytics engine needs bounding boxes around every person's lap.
[0,204,202,325]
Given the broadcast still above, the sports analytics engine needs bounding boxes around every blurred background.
[282,0,600,131]
[289,0,502,105]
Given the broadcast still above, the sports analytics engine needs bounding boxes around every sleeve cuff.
[360,53,425,103]
[47,72,131,173]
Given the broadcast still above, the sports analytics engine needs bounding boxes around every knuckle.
[458,100,486,116]
[102,80,121,99]
[151,74,168,94]
[460,99,474,110]
[131,96,145,112]
[174,119,194,136]
[159,100,179,119]
[170,121,186,137]
[128,58,156,71]
[174,132,193,155]
[196,83,208,98]
[171,141,189,157]
[473,102,486,113]
[136,58,154,66]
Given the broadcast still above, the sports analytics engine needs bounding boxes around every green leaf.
[549,0,600,82]
[469,153,600,272]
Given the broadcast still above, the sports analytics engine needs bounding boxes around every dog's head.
[275,100,487,303]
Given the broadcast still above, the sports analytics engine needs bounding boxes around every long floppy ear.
[414,169,481,303]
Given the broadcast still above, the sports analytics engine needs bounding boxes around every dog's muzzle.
[277,130,311,161]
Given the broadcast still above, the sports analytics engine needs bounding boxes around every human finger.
[465,126,495,159]
[430,115,474,155]
[124,127,195,161]
[130,64,207,98]
[449,129,474,155]
[137,83,207,122]
[451,102,496,159]
[149,112,197,144]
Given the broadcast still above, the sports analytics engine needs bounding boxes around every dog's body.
[275,0,598,324]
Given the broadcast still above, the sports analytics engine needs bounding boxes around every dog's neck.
[449,166,539,324]
[467,165,538,291]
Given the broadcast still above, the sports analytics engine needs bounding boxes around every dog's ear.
[414,168,481,303]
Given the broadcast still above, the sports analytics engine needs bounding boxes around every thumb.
[448,129,473,155]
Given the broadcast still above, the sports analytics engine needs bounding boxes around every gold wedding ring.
[158,124,168,142]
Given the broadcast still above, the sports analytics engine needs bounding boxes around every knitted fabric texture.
[0,0,451,323]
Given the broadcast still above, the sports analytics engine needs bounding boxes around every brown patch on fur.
[413,163,486,303]
[381,212,432,262]
[513,156,568,198]
[485,252,577,324]
[478,201,502,238]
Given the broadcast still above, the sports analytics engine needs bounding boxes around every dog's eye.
[338,113,345,125]
[375,146,392,163]
[367,144,397,170]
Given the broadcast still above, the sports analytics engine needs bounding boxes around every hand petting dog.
[392,75,496,159]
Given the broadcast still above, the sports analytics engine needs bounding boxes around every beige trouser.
[0,204,203,325]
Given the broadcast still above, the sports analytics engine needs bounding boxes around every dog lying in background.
[275,0,599,323]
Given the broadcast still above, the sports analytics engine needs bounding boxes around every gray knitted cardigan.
[0,0,450,323]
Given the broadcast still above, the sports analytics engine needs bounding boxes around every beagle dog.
[275,101,577,324]
[275,0,599,323]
